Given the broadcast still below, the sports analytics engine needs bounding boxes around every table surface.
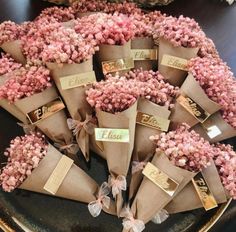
[0,0,236,232]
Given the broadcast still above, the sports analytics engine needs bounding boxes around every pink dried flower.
[0,53,22,76]
[0,133,48,192]
[71,0,108,13]
[0,65,51,102]
[150,123,214,172]
[198,37,220,59]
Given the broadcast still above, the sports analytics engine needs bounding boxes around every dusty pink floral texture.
[0,53,22,76]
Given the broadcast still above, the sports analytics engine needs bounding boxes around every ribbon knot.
[54,142,78,153]
[108,175,127,198]
[88,182,111,217]
[132,161,147,174]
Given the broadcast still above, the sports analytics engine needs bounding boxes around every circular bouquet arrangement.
[0,1,235,232]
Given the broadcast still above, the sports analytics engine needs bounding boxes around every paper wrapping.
[96,101,138,215]
[1,40,26,64]
[165,160,228,213]
[158,38,198,86]
[192,112,236,143]
[62,20,75,28]
[129,98,171,199]
[76,12,98,18]
[170,73,221,129]
[131,37,158,71]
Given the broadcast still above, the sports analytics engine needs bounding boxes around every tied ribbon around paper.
[151,209,169,224]
[108,175,127,198]
[121,207,145,232]
[132,161,147,174]
[88,182,111,217]
[54,142,78,152]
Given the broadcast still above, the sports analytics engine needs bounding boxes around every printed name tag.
[27,98,65,124]
[136,111,170,132]
[192,172,218,211]
[177,94,210,123]
[44,155,74,195]
[60,71,96,90]
[95,128,129,143]
[102,58,134,74]
[131,49,158,61]
[142,162,179,196]
[161,54,188,71]
[206,125,222,139]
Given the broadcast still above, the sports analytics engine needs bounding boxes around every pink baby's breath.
[0,53,22,76]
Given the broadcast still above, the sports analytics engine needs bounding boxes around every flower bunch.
[188,56,236,129]
[198,37,220,59]
[0,66,51,102]
[71,0,108,13]
[0,133,48,192]
[158,15,205,48]
[150,123,214,172]
[0,53,22,76]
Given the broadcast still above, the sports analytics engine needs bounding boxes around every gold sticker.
[206,125,222,139]
[27,98,65,124]
[177,94,210,123]
[102,57,134,74]
[60,71,96,90]
[131,49,158,61]
[192,172,218,211]
[136,111,170,132]
[95,128,129,143]
[161,54,188,71]
[142,162,179,196]
[44,155,74,195]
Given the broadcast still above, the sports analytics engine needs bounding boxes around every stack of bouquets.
[0,2,235,232]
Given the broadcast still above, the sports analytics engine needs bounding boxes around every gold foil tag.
[60,71,96,90]
[206,125,222,139]
[44,155,74,195]
[102,57,134,74]
[95,128,129,143]
[161,54,188,71]
[142,162,179,197]
[136,111,170,132]
[192,172,218,211]
[177,94,210,123]
[131,49,158,61]
[27,98,65,124]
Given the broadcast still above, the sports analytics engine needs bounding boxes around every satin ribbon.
[108,175,127,198]
[151,209,169,224]
[88,182,111,217]
[131,161,147,174]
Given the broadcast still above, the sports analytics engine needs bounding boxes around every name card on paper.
[206,125,222,139]
[44,155,74,195]
[177,94,210,123]
[136,111,170,132]
[102,58,134,74]
[131,49,158,61]
[60,71,96,90]
[192,172,218,211]
[95,128,129,143]
[142,162,179,197]
[161,54,188,71]
[27,98,65,124]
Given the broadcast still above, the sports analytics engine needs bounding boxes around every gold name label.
[161,54,188,71]
[44,155,74,195]
[27,98,65,124]
[177,94,210,123]
[60,71,96,90]
[142,162,179,197]
[136,111,170,132]
[102,57,134,74]
[192,172,218,211]
[131,49,158,61]
[95,128,129,143]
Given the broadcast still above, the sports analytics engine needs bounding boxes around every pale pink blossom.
[0,53,22,76]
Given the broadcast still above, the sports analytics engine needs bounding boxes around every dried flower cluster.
[0,133,48,192]
[0,53,22,76]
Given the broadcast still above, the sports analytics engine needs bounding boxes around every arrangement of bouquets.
[187,56,236,142]
[0,21,26,64]
[157,15,205,86]
[122,124,215,232]
[0,132,115,217]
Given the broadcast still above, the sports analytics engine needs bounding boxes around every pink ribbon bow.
[131,161,147,174]
[88,182,111,217]
[108,175,127,198]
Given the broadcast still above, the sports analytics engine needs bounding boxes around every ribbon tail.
[88,201,102,217]
[151,209,169,224]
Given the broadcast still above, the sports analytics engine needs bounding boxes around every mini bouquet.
[0,21,26,64]
[157,15,205,86]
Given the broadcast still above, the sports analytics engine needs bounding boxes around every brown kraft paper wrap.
[96,101,138,215]
[170,73,221,129]
[1,40,26,64]
[158,37,198,86]
[165,160,228,213]
[76,12,98,18]
[129,98,171,199]
[192,112,236,143]
[131,37,158,71]
[123,152,196,231]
